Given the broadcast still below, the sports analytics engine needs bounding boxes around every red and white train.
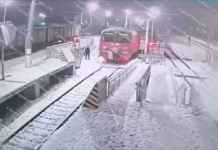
[99,27,160,63]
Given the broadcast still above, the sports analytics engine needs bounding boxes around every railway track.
[192,39,218,54]
[1,67,118,150]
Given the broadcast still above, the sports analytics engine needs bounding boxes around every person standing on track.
[85,46,90,60]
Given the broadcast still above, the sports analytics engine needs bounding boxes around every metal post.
[207,34,210,63]
[145,20,150,60]
[25,0,35,68]
[79,25,81,51]
[81,11,83,25]
[130,21,132,28]
[151,19,153,43]
[125,14,128,28]
[1,5,7,80]
[106,17,108,28]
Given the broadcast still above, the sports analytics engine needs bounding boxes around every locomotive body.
[99,27,159,63]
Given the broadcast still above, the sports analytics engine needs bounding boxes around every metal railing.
[45,38,94,68]
[107,61,138,97]
[46,42,73,59]
[176,80,191,107]
[138,53,166,65]
[170,67,191,106]
[135,64,151,102]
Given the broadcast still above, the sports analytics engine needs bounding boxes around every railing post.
[136,83,139,102]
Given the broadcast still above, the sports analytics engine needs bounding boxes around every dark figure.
[85,46,90,59]
[189,35,191,45]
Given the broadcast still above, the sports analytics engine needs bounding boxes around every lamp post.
[25,0,36,68]
[82,2,98,32]
[81,11,83,25]
[144,19,150,54]
[105,10,112,28]
[147,6,161,44]
[125,9,132,28]
[1,1,12,80]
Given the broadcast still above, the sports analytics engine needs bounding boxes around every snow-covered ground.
[0,50,46,73]
[171,35,218,52]
[167,36,207,62]
[38,62,218,150]
[0,35,134,146]
[166,36,218,125]
[2,35,218,150]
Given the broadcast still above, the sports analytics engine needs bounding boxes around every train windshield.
[116,32,132,43]
[103,32,115,42]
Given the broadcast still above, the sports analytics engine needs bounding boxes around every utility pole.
[151,19,153,43]
[207,33,210,63]
[1,4,7,80]
[81,11,83,25]
[125,15,128,28]
[145,19,150,54]
[106,17,109,28]
[25,0,35,68]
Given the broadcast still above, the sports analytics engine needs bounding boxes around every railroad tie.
[83,84,98,109]
[60,51,68,62]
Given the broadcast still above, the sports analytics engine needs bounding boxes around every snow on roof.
[101,27,140,35]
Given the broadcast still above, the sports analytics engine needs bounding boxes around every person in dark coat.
[189,35,191,46]
[85,46,90,59]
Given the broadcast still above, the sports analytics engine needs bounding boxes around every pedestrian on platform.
[85,46,90,60]
[188,35,191,46]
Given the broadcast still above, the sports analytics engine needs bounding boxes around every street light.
[39,13,46,18]
[147,6,161,44]
[105,10,112,17]
[87,2,98,12]
[1,0,13,80]
[147,6,161,18]
[105,10,112,27]
[125,9,132,16]
[125,9,132,28]
[134,17,144,26]
[81,2,98,33]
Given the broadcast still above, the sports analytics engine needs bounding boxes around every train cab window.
[103,32,114,42]
[117,32,132,43]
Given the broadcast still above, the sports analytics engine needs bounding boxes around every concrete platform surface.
[0,58,72,104]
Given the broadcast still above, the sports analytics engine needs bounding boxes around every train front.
[99,27,137,63]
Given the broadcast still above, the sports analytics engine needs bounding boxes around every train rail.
[0,66,117,150]
[192,39,218,55]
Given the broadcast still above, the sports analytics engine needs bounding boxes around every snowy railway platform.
[36,62,218,150]
[0,57,75,105]
[1,34,218,150]
[165,37,218,126]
